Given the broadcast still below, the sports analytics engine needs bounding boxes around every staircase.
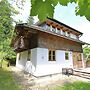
[73,69,90,79]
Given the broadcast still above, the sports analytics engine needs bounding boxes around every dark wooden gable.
[11,25,38,52]
[38,31,83,52]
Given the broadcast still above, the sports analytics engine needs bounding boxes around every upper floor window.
[48,50,56,61]
[52,27,56,33]
[57,29,61,34]
[65,52,69,60]
[76,36,79,40]
[63,31,66,36]
[46,25,51,30]
[67,32,70,37]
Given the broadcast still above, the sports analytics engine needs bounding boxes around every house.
[11,17,86,77]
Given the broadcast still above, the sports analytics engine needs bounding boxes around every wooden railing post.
[81,53,85,68]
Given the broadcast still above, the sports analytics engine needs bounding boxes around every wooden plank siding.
[12,33,38,52]
[73,52,83,68]
[38,31,83,52]
[12,25,83,53]
[86,61,90,67]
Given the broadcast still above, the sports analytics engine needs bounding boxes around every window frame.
[48,50,56,61]
[65,52,69,60]
[77,53,82,61]
[19,53,21,60]
[27,50,31,61]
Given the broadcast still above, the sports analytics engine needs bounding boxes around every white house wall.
[16,48,73,76]
[34,48,73,76]
[16,49,38,74]
[16,51,28,70]
[29,48,37,74]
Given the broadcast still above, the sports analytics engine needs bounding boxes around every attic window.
[48,50,56,61]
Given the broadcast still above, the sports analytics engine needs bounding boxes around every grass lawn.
[0,61,22,90]
[53,81,90,90]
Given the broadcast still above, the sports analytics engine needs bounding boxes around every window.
[52,27,56,33]
[57,29,61,34]
[77,53,82,61]
[46,25,51,30]
[48,50,56,61]
[63,31,66,36]
[27,50,31,61]
[65,52,69,60]
[67,32,70,37]
[19,53,21,60]
[76,36,79,40]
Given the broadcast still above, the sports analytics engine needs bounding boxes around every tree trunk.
[0,59,3,68]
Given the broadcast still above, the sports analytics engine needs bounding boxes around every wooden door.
[73,52,82,69]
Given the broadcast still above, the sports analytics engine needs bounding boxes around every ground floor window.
[65,52,69,60]
[19,53,21,60]
[48,50,56,61]
[77,53,82,61]
[27,50,31,61]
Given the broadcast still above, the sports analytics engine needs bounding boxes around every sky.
[12,0,90,44]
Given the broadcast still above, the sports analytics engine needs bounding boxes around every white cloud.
[77,19,90,43]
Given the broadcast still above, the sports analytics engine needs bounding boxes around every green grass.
[0,61,22,90]
[53,81,90,90]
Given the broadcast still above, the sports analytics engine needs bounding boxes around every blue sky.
[54,3,83,29]
[13,1,90,43]
[54,3,90,43]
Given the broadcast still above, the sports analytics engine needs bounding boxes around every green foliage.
[83,46,90,60]
[15,0,90,21]
[52,81,90,90]
[76,0,90,21]
[30,0,90,21]
[0,0,16,60]
[31,0,54,21]
[0,61,22,90]
[27,16,34,25]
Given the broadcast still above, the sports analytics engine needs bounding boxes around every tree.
[15,0,90,21]
[83,46,90,60]
[0,0,17,67]
[27,16,34,25]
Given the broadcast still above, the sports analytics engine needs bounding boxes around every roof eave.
[47,17,83,35]
[16,24,85,45]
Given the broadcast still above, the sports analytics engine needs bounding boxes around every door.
[73,52,82,69]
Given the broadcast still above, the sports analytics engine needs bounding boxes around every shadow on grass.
[54,81,90,90]
[0,67,22,90]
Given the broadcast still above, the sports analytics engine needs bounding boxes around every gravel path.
[10,66,90,90]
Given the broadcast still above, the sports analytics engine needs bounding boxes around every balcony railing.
[41,24,79,40]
